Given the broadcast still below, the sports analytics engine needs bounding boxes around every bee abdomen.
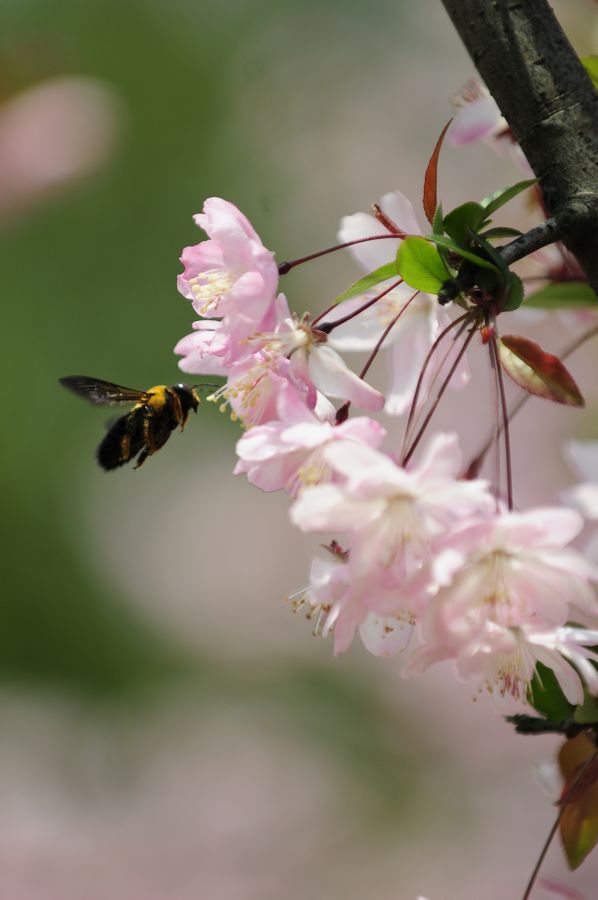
[96,411,145,470]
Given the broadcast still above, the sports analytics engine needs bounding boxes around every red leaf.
[422,119,452,225]
[558,735,598,869]
[498,334,585,406]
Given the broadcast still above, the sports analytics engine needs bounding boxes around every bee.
[59,375,201,470]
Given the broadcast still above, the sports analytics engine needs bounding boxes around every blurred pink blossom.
[563,440,598,520]
[449,77,530,170]
[0,75,121,220]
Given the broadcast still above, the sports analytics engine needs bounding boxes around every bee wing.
[59,375,148,406]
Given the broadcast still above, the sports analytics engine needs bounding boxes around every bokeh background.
[3,1,598,898]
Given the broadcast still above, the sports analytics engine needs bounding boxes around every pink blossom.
[327,289,440,416]
[174,321,230,376]
[177,198,279,322]
[242,304,384,412]
[539,879,588,900]
[449,80,505,147]
[0,75,121,220]
[175,292,287,375]
[358,612,414,657]
[403,508,598,704]
[211,354,297,428]
[234,380,385,495]
[290,434,493,613]
[200,294,383,426]
[429,508,598,630]
[407,621,598,707]
[287,335,384,411]
[289,553,363,655]
[289,551,410,656]
[338,190,419,271]
[449,78,530,170]
[563,440,598,521]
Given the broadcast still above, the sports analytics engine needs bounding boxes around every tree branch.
[440,0,598,293]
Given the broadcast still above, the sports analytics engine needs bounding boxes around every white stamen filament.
[286,590,332,638]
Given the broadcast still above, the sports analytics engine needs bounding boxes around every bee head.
[175,383,201,413]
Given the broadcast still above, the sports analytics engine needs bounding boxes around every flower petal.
[308,345,384,410]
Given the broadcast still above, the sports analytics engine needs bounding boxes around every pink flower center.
[208,356,278,427]
[188,267,235,315]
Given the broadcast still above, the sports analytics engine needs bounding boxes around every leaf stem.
[401,311,472,460]
[333,289,419,425]
[359,290,419,381]
[490,333,513,510]
[487,327,502,513]
[277,234,404,275]
[315,279,403,330]
[402,324,477,467]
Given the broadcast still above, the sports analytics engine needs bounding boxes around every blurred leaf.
[397,236,448,293]
[502,272,524,311]
[432,202,444,236]
[479,226,523,239]
[333,261,399,304]
[480,178,537,215]
[529,662,576,722]
[0,0,256,695]
[574,694,598,725]
[443,201,485,245]
[558,734,598,869]
[524,282,597,309]
[422,119,451,225]
[498,334,585,406]
[0,480,193,695]
[581,55,598,91]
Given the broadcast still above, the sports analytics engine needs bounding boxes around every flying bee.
[59,375,201,470]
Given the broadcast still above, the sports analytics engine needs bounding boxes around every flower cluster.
[174,191,598,710]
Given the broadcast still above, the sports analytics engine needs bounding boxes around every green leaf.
[480,178,537,216]
[574,693,598,725]
[524,281,598,309]
[498,334,585,406]
[559,734,598,869]
[469,230,509,277]
[502,272,524,311]
[582,55,598,91]
[528,662,575,721]
[396,236,448,293]
[426,234,500,272]
[480,226,523,239]
[333,261,399,305]
[432,202,444,236]
[443,201,486,245]
[432,203,454,271]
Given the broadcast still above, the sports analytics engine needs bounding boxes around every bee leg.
[133,449,149,470]
[171,392,185,430]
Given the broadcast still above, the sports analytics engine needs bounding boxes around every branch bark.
[440,0,598,293]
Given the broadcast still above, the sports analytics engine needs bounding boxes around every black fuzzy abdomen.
[96,409,145,470]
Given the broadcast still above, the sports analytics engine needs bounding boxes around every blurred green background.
[2,1,598,897]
